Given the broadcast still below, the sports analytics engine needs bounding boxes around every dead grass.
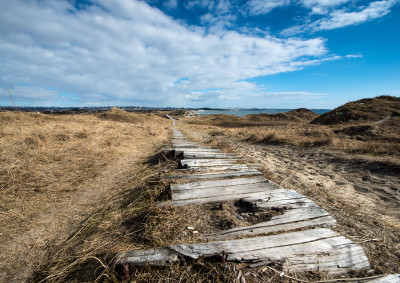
[182,114,400,158]
[312,95,400,125]
[0,110,170,282]
[29,162,171,282]
[182,97,400,158]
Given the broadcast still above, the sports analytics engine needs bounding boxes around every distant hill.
[311,96,400,125]
[244,108,318,122]
[310,96,400,143]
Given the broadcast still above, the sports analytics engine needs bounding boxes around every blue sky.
[0,0,399,108]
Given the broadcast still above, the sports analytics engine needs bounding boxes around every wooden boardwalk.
[117,121,400,281]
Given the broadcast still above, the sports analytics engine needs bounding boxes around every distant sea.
[194,109,330,116]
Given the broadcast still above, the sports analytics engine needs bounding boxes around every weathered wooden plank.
[247,164,261,169]
[240,190,313,209]
[183,153,238,159]
[116,228,369,274]
[172,140,199,144]
[180,159,243,166]
[172,144,202,149]
[181,164,250,171]
[173,228,349,259]
[163,169,263,180]
[256,198,314,209]
[172,142,201,147]
[364,275,400,282]
[116,248,178,266]
[283,245,370,275]
[165,148,223,153]
[170,176,267,191]
[167,188,307,206]
[172,182,274,201]
[163,150,236,159]
[212,206,336,240]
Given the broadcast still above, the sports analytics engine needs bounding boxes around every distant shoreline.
[194,109,331,116]
[0,106,331,115]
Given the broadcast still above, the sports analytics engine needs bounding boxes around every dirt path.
[180,124,400,274]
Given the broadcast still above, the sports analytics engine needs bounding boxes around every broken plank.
[171,182,274,201]
[212,205,336,240]
[183,153,238,159]
[169,148,222,152]
[363,275,400,283]
[170,184,287,203]
[170,176,267,191]
[283,245,370,275]
[116,228,369,274]
[180,159,243,165]
[172,142,201,146]
[181,165,250,171]
[167,188,306,206]
[172,145,202,149]
[163,169,263,180]
[240,190,313,209]
[116,247,178,266]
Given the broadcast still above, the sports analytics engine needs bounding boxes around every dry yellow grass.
[183,116,400,158]
[0,109,170,282]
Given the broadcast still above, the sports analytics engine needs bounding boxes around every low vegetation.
[183,96,400,158]
[0,109,170,282]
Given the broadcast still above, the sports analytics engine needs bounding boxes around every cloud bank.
[0,0,397,107]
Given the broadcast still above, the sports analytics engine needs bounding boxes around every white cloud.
[0,0,341,107]
[300,0,351,14]
[164,0,178,9]
[313,0,397,31]
[243,0,290,16]
[301,0,350,6]
[1,86,64,105]
[184,0,211,10]
[282,0,398,35]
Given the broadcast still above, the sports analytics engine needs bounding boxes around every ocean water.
[194,109,330,116]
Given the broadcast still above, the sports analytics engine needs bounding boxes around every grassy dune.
[182,96,400,158]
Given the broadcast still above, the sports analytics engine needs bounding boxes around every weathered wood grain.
[172,144,201,149]
[163,169,263,180]
[180,159,243,167]
[283,244,370,275]
[212,205,336,240]
[165,148,223,153]
[167,188,309,206]
[116,248,178,266]
[170,176,267,191]
[183,153,238,159]
[116,228,369,274]
[172,182,277,201]
[172,142,201,146]
[179,164,251,171]
[364,274,400,282]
